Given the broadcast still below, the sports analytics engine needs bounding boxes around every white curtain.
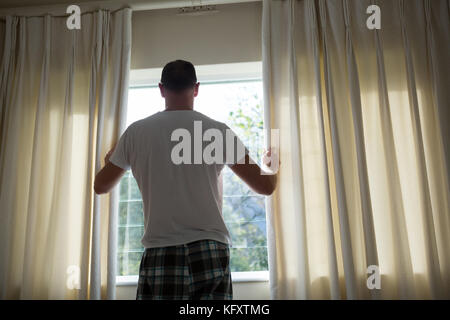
[0,8,131,299]
[263,0,450,299]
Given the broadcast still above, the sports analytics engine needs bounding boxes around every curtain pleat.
[288,0,310,300]
[262,0,280,299]
[310,0,341,300]
[319,0,359,299]
[106,7,131,300]
[342,0,381,300]
[21,14,50,299]
[374,2,417,299]
[90,10,110,301]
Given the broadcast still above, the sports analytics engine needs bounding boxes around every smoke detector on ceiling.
[177,5,219,16]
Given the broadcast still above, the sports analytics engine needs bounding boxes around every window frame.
[116,61,269,285]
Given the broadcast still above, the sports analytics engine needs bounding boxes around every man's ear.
[193,82,200,97]
[159,83,165,98]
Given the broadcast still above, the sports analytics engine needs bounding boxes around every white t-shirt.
[110,110,248,248]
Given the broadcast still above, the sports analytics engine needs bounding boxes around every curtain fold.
[263,0,450,299]
[0,8,131,299]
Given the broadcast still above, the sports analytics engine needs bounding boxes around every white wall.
[116,281,270,300]
[131,1,262,69]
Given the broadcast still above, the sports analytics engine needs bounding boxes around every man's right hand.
[261,147,280,174]
[229,153,278,196]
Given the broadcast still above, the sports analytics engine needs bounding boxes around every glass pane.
[229,247,268,272]
[118,80,268,276]
[129,176,142,200]
[225,220,267,248]
[117,251,144,276]
[118,225,145,251]
[223,195,266,223]
[119,201,144,226]
[119,172,129,199]
[222,166,254,197]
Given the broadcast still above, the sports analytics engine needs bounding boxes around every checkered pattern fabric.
[136,239,233,300]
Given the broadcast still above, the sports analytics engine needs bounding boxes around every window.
[117,62,268,283]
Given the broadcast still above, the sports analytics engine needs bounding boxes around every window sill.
[116,271,269,287]
[116,275,139,286]
[231,271,269,283]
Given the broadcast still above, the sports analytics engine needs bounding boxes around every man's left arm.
[93,146,126,194]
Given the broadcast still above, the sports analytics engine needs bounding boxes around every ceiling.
[0,0,109,8]
[0,0,257,10]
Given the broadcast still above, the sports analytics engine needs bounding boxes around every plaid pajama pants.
[136,239,233,300]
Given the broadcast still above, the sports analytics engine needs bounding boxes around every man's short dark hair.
[161,60,197,92]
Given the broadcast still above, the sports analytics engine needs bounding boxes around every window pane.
[119,172,129,199]
[117,80,268,276]
[118,225,145,251]
[118,201,144,226]
[222,167,254,197]
[223,195,266,223]
[117,251,144,276]
[229,247,268,272]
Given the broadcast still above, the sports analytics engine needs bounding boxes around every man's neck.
[164,105,193,111]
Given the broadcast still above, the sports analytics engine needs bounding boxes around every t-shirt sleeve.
[109,126,132,170]
[223,124,250,166]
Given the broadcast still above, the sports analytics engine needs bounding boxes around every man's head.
[159,60,199,109]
